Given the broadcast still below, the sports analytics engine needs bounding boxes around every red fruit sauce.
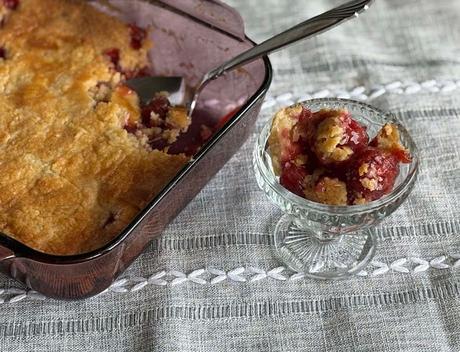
[141,95,170,127]
[345,147,400,203]
[128,24,147,50]
[3,0,19,10]
[103,48,120,69]
[280,162,308,197]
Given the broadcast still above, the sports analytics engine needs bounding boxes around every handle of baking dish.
[152,0,246,40]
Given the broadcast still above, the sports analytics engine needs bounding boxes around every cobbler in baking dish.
[0,0,191,254]
[268,104,411,205]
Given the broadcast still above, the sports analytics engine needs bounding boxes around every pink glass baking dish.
[0,0,272,299]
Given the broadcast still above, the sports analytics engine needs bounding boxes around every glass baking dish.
[0,0,272,299]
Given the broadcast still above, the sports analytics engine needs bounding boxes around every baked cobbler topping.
[268,105,411,206]
[310,176,348,206]
[369,122,411,163]
[0,0,191,255]
[305,109,369,167]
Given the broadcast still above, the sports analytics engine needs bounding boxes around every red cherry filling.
[123,124,138,134]
[200,125,213,142]
[279,128,303,165]
[0,47,5,59]
[280,162,308,197]
[103,48,121,71]
[345,147,400,204]
[148,139,169,151]
[3,0,19,10]
[128,24,147,50]
[346,118,369,150]
[141,95,170,127]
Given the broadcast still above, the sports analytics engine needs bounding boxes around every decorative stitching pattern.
[3,280,460,337]
[1,255,459,304]
[261,79,460,110]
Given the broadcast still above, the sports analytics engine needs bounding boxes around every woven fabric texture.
[1,0,460,351]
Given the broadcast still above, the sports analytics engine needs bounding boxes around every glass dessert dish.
[254,98,419,279]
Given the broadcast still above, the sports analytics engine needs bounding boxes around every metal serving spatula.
[126,0,373,116]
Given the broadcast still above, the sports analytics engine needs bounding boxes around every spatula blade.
[125,76,186,106]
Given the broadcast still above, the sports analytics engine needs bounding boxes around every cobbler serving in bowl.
[268,105,411,205]
[254,98,419,278]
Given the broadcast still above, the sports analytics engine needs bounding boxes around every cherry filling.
[343,117,369,152]
[123,123,138,134]
[345,147,400,203]
[122,95,176,150]
[279,129,303,165]
[200,125,213,142]
[0,47,5,59]
[103,48,121,71]
[141,95,170,127]
[128,24,147,50]
[3,0,19,10]
[280,162,308,197]
[102,40,173,150]
[369,124,412,163]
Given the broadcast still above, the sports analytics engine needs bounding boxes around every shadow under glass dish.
[254,98,419,279]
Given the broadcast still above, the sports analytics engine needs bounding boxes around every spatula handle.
[190,0,373,114]
[207,0,372,81]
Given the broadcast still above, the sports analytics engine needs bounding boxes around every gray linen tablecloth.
[1,0,460,351]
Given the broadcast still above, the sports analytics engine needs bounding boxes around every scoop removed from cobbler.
[268,104,411,206]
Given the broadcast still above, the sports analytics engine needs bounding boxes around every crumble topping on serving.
[268,105,411,206]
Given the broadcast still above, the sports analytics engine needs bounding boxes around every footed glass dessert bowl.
[254,98,419,279]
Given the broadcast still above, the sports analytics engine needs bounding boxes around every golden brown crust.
[268,104,304,175]
[303,169,348,206]
[313,110,353,163]
[371,123,411,163]
[0,0,189,255]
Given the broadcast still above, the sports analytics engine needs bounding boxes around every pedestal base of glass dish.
[274,215,377,279]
